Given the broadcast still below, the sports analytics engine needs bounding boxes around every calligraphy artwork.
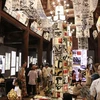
[78,38,88,49]
[72,0,97,38]
[53,21,72,99]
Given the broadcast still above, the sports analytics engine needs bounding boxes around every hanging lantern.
[55,4,64,15]
[54,4,65,21]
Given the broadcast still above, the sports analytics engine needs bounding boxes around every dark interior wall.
[0,45,16,54]
[29,51,37,58]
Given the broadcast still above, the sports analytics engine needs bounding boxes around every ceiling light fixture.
[53,2,65,21]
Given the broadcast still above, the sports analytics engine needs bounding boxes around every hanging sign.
[4,0,12,14]
[37,0,47,19]
[78,38,88,49]
[90,0,98,12]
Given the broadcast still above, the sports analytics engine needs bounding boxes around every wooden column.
[46,39,52,65]
[22,30,29,63]
[38,37,43,66]
[72,36,78,50]
[22,19,33,63]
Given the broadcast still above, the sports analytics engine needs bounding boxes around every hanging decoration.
[4,0,48,22]
[4,0,12,15]
[78,38,88,49]
[90,0,98,12]
[37,0,47,19]
[72,0,98,50]
[72,0,98,38]
[92,30,98,39]
[52,21,72,99]
[4,0,52,39]
[96,16,100,32]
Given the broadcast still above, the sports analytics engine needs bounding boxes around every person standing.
[78,69,82,84]
[85,64,92,86]
[0,69,4,78]
[71,70,76,85]
[90,64,100,100]
[18,61,28,98]
[28,64,38,96]
[25,63,32,95]
[48,69,53,87]
[0,69,5,97]
[13,79,22,100]
[42,63,49,89]
[91,63,100,82]
[36,65,42,94]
